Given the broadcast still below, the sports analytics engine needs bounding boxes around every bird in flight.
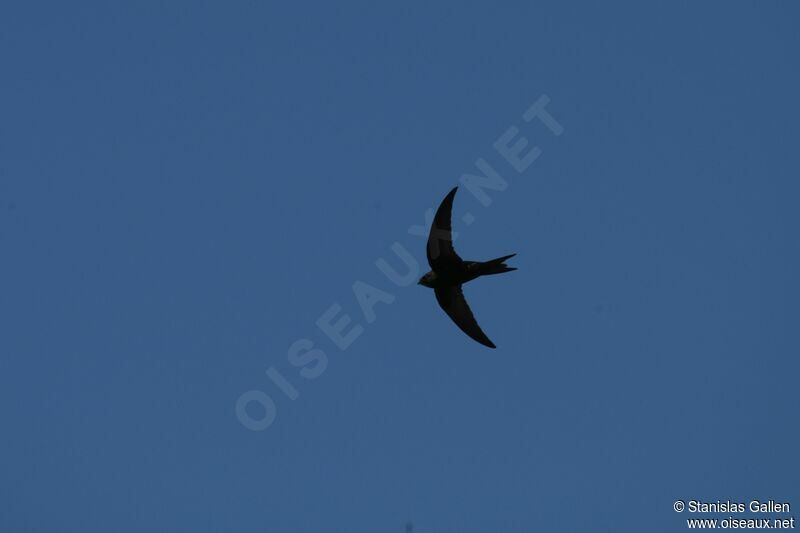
[418,186,516,348]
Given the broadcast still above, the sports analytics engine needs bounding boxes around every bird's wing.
[434,285,496,348]
[426,186,463,271]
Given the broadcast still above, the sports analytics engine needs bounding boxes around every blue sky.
[2,2,799,532]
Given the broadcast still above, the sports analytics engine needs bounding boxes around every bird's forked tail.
[479,253,517,276]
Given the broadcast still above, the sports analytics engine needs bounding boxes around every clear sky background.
[2,2,799,532]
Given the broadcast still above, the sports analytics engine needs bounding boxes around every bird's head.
[418,271,436,288]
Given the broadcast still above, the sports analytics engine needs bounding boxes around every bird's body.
[418,259,513,288]
[418,262,477,288]
[418,186,516,348]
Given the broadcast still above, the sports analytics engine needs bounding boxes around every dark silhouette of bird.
[418,186,516,348]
